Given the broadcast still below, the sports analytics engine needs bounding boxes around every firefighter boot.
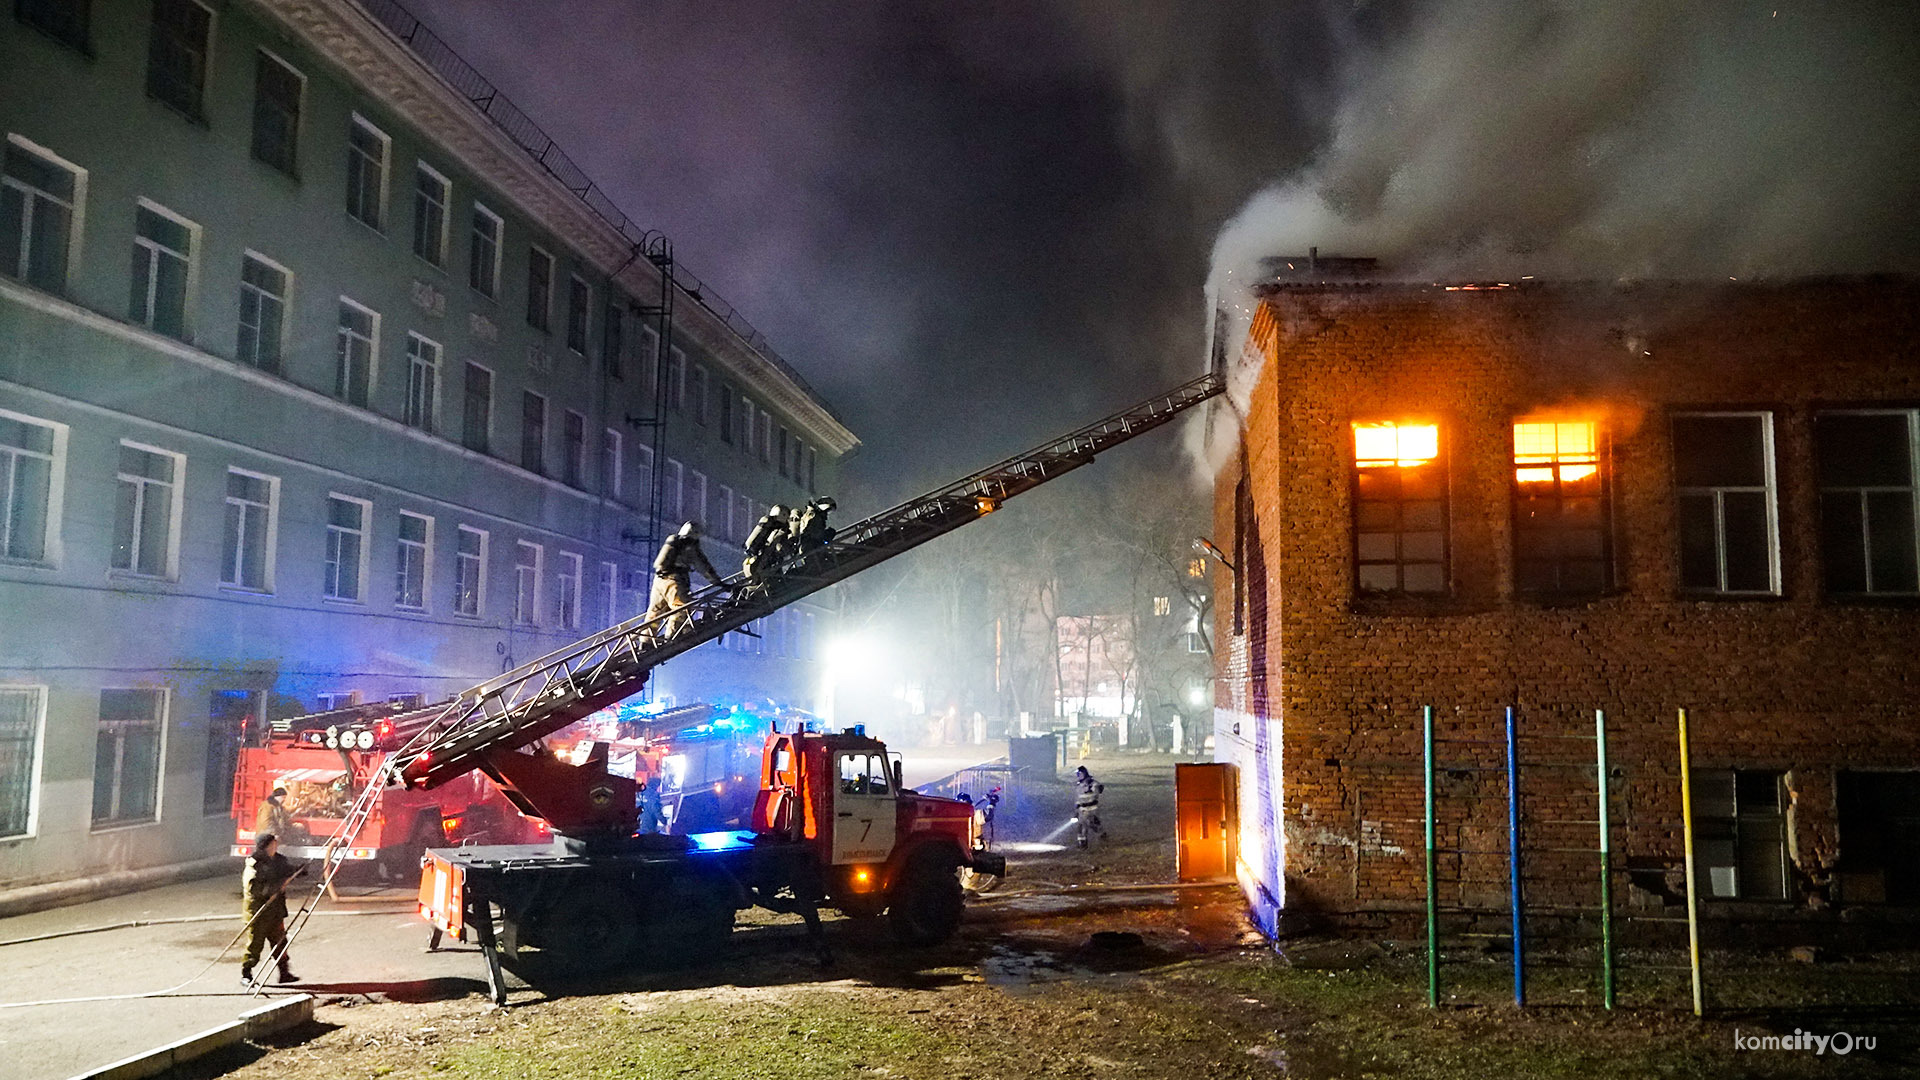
[276,958,299,983]
[239,965,253,986]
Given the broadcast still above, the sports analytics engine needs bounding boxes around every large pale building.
[0,0,856,893]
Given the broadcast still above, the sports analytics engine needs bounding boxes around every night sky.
[401,0,1920,508]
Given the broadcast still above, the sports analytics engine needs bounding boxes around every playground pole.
[1424,705,1438,1007]
[1596,708,1615,1010]
[1507,705,1524,1007]
[1678,707,1704,1017]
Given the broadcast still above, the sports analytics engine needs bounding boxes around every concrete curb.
[0,856,236,919]
[67,994,313,1080]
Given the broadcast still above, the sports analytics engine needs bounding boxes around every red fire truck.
[230,702,547,876]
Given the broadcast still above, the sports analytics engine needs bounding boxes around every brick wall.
[1211,278,1920,929]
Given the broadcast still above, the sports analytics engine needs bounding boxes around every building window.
[396,511,431,611]
[566,275,589,354]
[462,362,491,454]
[92,688,164,827]
[637,323,659,395]
[687,469,707,527]
[453,525,486,617]
[0,409,61,564]
[806,445,818,491]
[716,483,734,542]
[1837,771,1920,906]
[1351,422,1446,595]
[563,410,585,487]
[129,201,195,340]
[468,203,501,297]
[222,468,276,591]
[1153,596,1171,616]
[601,427,622,499]
[250,51,302,177]
[663,458,683,521]
[16,0,91,52]
[521,391,546,475]
[203,689,256,817]
[145,0,211,120]
[778,427,791,478]
[760,410,775,466]
[1673,412,1779,594]
[1817,409,1919,596]
[345,115,388,229]
[735,395,755,454]
[0,686,45,839]
[236,253,288,373]
[513,540,541,626]
[635,444,653,511]
[556,551,582,630]
[667,347,687,410]
[603,303,624,378]
[412,162,449,266]
[113,441,181,578]
[597,561,620,626]
[1513,419,1610,596]
[1695,769,1789,901]
[334,299,377,407]
[404,333,440,432]
[719,384,734,445]
[691,365,709,426]
[3,137,82,293]
[323,494,368,602]
[526,246,553,331]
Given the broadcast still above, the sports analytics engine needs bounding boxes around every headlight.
[324,726,340,749]
[356,729,375,750]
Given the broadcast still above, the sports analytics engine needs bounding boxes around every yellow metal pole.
[1678,708,1703,1017]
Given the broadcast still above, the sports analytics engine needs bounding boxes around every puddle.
[978,944,1086,995]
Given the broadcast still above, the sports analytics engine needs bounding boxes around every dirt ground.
[179,754,1920,1079]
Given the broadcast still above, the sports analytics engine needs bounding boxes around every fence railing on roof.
[353,0,838,419]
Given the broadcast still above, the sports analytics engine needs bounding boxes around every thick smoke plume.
[1207,1,1920,301]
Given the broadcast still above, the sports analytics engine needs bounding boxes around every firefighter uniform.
[741,505,790,583]
[240,838,303,983]
[1073,766,1106,848]
[254,787,294,841]
[645,522,724,639]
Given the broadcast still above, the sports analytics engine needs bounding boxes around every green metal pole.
[1424,704,1438,1008]
[1596,709,1615,1010]
[1678,707,1704,1017]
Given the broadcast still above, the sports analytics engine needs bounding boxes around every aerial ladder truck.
[255,371,1224,1001]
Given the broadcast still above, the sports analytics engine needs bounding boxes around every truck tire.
[379,814,446,883]
[889,848,964,945]
[507,882,639,975]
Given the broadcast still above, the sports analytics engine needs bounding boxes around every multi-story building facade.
[0,0,856,891]
[1210,276,1920,938]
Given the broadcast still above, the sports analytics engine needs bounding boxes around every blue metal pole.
[1507,704,1524,1007]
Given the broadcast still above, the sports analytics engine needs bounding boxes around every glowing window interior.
[1514,421,1598,483]
[1351,422,1446,595]
[1354,423,1438,468]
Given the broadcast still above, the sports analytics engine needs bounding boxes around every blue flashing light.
[688,829,756,852]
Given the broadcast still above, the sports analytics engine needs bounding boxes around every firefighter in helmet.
[1073,765,1107,848]
[793,496,837,552]
[741,504,791,584]
[240,833,304,985]
[645,521,725,640]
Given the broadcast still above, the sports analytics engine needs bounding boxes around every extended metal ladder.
[249,370,1222,987]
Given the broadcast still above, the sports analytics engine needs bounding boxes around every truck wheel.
[523,882,639,974]
[889,849,964,945]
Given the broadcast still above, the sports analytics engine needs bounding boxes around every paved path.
[0,874,473,1080]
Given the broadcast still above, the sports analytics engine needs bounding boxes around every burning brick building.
[1209,275,1920,939]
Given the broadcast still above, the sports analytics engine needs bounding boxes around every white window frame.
[760,409,775,466]
[345,112,390,231]
[221,467,279,592]
[563,409,586,488]
[0,407,67,567]
[412,161,450,267]
[462,360,493,454]
[664,458,683,522]
[130,197,199,339]
[688,469,707,528]
[249,47,305,177]
[453,524,487,618]
[556,550,583,630]
[602,427,622,499]
[395,510,432,612]
[335,296,379,408]
[3,133,87,293]
[521,390,547,475]
[667,346,687,410]
[469,201,502,298]
[513,539,543,626]
[322,492,370,602]
[404,332,441,432]
[637,323,660,394]
[1673,411,1781,595]
[598,560,618,627]
[716,483,734,542]
[90,687,168,830]
[112,440,184,580]
[635,444,654,511]
[566,273,590,355]
[236,249,290,372]
[0,685,46,840]
[146,0,216,120]
[526,244,554,332]
[1818,408,1920,596]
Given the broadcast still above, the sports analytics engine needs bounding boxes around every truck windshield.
[838,753,890,796]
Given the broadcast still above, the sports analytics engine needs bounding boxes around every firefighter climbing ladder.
[248,369,1226,990]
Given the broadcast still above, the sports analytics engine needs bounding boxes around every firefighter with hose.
[1073,765,1107,848]
[240,833,306,985]
[645,521,727,640]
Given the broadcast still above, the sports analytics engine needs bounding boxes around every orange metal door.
[1176,762,1236,881]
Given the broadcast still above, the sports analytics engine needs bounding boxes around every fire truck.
[230,701,546,876]
[254,372,1224,997]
